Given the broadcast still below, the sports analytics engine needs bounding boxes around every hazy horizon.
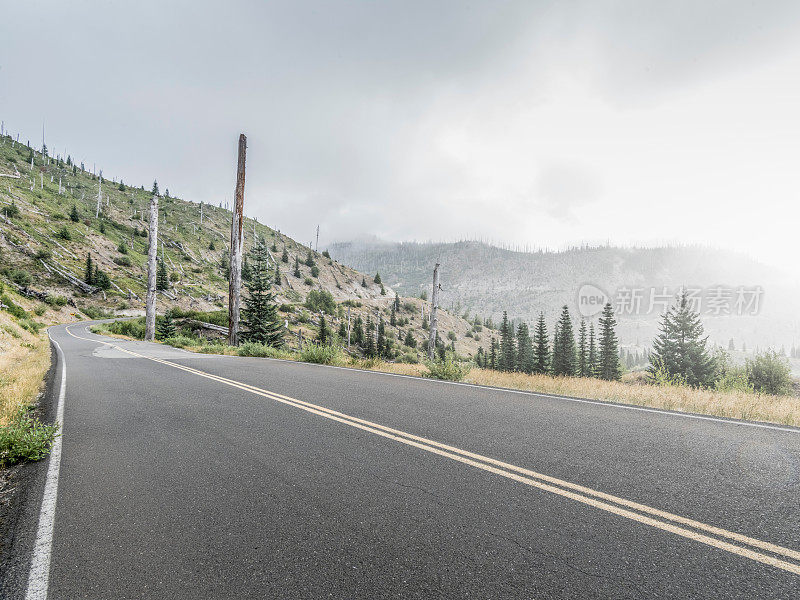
[3,1,799,272]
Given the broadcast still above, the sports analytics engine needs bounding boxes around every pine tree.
[353,315,364,346]
[70,204,80,222]
[241,239,284,347]
[274,265,281,286]
[338,320,347,340]
[305,251,315,267]
[293,257,301,278]
[404,330,416,348]
[152,180,159,196]
[94,268,111,290]
[499,311,516,371]
[551,305,577,377]
[361,277,367,287]
[364,317,376,357]
[156,260,169,291]
[588,323,598,377]
[390,303,397,327]
[281,247,289,263]
[394,293,400,311]
[84,254,94,285]
[156,310,176,340]
[489,337,498,369]
[380,283,386,295]
[377,317,386,357]
[515,322,534,374]
[241,257,252,282]
[317,314,329,345]
[648,292,713,387]
[476,347,485,368]
[597,303,622,381]
[532,312,550,374]
[577,319,589,377]
[374,272,382,285]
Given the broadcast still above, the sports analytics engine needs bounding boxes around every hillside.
[329,239,800,354]
[0,134,486,359]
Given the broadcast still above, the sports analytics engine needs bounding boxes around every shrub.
[113,256,132,267]
[398,352,419,364]
[310,265,320,278]
[278,303,294,313]
[747,350,792,396]
[0,294,27,319]
[447,331,457,341]
[163,335,198,348]
[300,343,344,365]
[45,295,68,308]
[297,310,310,323]
[0,408,60,466]
[305,289,337,314]
[424,358,471,381]
[33,305,47,317]
[17,319,42,333]
[304,277,314,286]
[238,342,288,359]
[35,248,52,260]
[715,366,754,394]
[9,269,32,287]
[56,226,72,241]
[106,318,145,339]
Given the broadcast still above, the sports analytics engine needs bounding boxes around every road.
[4,321,800,598]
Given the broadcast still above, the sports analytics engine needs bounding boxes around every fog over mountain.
[329,239,800,351]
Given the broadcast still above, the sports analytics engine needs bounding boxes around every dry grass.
[0,311,51,428]
[461,368,800,427]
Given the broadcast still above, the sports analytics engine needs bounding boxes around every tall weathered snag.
[428,263,440,360]
[144,194,159,341]
[228,133,247,345]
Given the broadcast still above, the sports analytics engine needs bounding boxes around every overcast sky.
[3,1,799,271]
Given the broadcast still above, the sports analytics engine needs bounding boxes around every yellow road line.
[63,325,800,575]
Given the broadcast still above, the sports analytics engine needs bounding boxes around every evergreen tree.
[499,311,516,371]
[577,319,589,377]
[588,323,598,377]
[489,337,498,370]
[390,303,397,327]
[209,240,216,251]
[515,322,534,374]
[84,254,94,285]
[152,180,159,196]
[551,305,577,377]
[70,204,80,222]
[156,260,169,291]
[476,347,485,368]
[317,314,329,345]
[364,316,376,357]
[353,315,364,346]
[394,293,401,311]
[532,312,550,374]
[404,330,416,348]
[293,257,301,278]
[94,268,111,290]
[338,320,347,340]
[274,264,281,286]
[305,251,315,267]
[241,239,284,347]
[281,247,289,263]
[373,272,382,285]
[241,257,252,282]
[361,277,367,287]
[156,310,176,340]
[380,283,386,295]
[377,317,386,357]
[648,292,714,387]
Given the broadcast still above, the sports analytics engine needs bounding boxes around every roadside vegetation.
[0,284,59,466]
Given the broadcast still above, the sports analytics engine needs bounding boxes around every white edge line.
[70,322,800,434]
[25,332,65,600]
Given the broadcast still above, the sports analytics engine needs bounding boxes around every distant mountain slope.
[329,239,799,350]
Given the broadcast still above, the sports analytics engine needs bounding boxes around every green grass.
[0,406,60,466]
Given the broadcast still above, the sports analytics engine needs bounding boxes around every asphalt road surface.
[4,322,800,598]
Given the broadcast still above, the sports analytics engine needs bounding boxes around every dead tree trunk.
[428,263,440,360]
[228,133,247,346]
[347,305,351,350]
[144,194,159,341]
[95,173,102,218]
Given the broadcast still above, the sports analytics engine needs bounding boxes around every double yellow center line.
[65,325,800,576]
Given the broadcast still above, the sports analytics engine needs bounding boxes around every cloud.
[535,163,602,222]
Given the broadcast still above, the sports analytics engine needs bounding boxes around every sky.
[2,1,800,272]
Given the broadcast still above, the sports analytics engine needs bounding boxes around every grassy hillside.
[0,134,488,359]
